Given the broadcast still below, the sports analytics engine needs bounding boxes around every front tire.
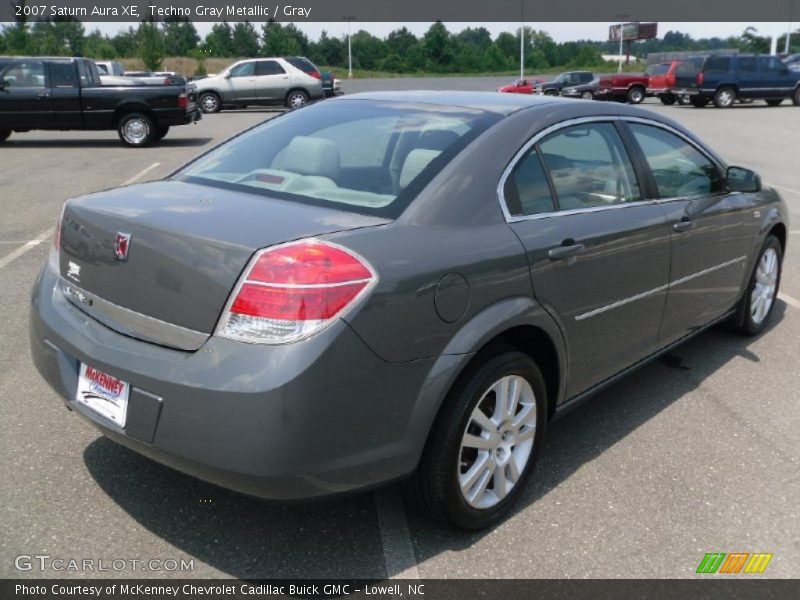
[199,92,221,114]
[0,129,10,142]
[627,86,645,104]
[736,235,782,336]
[117,112,155,147]
[713,86,737,108]
[410,350,547,529]
[285,89,309,109]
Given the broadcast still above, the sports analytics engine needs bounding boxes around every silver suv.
[194,57,324,113]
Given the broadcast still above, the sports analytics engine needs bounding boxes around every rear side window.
[704,56,731,72]
[49,62,78,87]
[504,149,555,217]
[286,57,317,74]
[257,60,285,76]
[628,123,722,198]
[538,123,641,210]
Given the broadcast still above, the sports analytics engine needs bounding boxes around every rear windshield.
[285,57,317,73]
[175,100,500,218]
[645,64,669,76]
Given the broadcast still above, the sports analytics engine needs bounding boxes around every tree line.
[1,17,797,75]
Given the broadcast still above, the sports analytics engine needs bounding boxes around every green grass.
[319,62,644,79]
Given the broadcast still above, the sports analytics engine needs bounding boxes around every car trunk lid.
[58,180,389,349]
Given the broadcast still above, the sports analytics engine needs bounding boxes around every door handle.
[673,217,694,232]
[548,241,585,261]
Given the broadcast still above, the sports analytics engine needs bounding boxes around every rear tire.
[117,112,155,147]
[713,86,737,108]
[409,350,547,530]
[199,92,221,114]
[793,87,800,106]
[660,94,677,105]
[765,99,783,107]
[627,86,645,104]
[0,129,10,142]
[285,89,309,109]
[690,96,709,108]
[735,235,782,336]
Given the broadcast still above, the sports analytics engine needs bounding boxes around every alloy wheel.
[751,247,779,325]
[458,375,537,509]
[288,92,308,108]
[201,94,219,113]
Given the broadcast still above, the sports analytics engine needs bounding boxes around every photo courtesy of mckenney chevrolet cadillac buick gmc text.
[30,92,787,529]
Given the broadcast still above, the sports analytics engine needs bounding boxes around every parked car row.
[500,54,800,108]
[0,55,342,146]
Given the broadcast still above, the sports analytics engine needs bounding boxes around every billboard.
[609,22,658,42]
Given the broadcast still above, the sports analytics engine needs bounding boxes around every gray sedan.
[31,92,788,529]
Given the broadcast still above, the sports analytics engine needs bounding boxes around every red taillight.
[310,70,322,79]
[178,93,188,109]
[697,72,704,86]
[54,204,65,249]
[217,240,376,344]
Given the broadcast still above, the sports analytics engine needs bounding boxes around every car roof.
[335,90,667,118]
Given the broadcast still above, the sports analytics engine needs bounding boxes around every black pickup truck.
[0,57,201,146]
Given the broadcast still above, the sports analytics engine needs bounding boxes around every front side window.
[175,101,499,218]
[229,62,255,77]
[504,148,555,217]
[538,123,641,210]
[628,123,722,198]
[2,60,45,87]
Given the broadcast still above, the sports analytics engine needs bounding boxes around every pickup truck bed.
[0,56,201,146]
[596,74,650,104]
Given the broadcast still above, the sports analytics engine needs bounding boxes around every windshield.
[175,100,500,218]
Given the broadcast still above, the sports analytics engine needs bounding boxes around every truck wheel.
[765,99,783,107]
[199,92,221,114]
[0,129,10,142]
[117,113,155,147]
[690,96,709,108]
[627,86,645,104]
[154,125,170,141]
[793,87,800,106]
[659,94,677,105]
[285,90,309,109]
[408,350,548,529]
[713,86,736,108]
[581,91,593,100]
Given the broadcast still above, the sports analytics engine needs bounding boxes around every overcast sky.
[85,22,794,42]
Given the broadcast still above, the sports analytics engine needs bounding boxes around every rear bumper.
[158,107,202,127]
[30,260,436,500]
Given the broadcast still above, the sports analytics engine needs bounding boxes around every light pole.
[613,15,629,73]
[787,0,796,54]
[342,16,355,78]
[519,0,525,80]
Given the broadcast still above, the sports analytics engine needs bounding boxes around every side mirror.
[726,166,761,193]
[224,72,231,79]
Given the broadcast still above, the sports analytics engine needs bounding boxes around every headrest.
[400,149,441,189]
[417,129,459,151]
[272,136,340,180]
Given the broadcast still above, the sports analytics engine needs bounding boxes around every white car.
[93,60,138,86]
[193,57,325,113]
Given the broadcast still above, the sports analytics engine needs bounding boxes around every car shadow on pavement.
[83,304,786,578]
[4,138,214,148]
[402,304,787,564]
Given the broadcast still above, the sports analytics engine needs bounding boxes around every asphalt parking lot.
[1,79,799,579]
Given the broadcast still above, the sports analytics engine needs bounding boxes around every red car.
[596,73,650,103]
[646,61,694,105]
[497,78,545,94]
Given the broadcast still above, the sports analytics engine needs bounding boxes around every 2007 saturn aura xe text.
[30,92,788,529]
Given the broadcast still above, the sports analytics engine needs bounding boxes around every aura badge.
[114,232,131,261]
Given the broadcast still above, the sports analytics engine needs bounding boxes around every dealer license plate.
[76,363,129,428]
